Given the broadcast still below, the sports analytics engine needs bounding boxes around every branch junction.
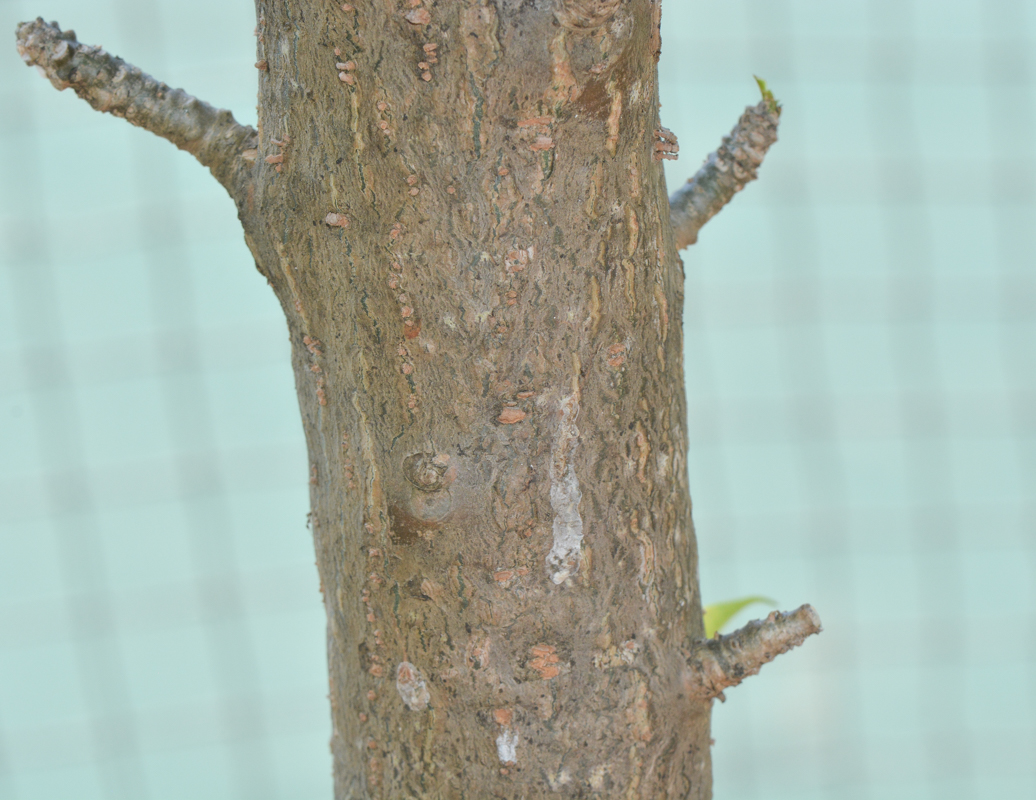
[684,604,822,700]
[668,97,781,249]
[15,18,256,202]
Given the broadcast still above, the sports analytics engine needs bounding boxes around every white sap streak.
[495,729,519,764]
[546,394,583,584]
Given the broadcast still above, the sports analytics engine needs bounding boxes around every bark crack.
[15,18,257,204]
[668,97,780,249]
[683,604,822,700]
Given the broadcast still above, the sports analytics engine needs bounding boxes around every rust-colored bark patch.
[529,643,561,679]
[497,406,526,424]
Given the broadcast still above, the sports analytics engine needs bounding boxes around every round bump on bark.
[402,452,452,492]
[553,0,622,31]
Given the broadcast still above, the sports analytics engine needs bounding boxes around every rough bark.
[668,98,780,249]
[16,3,815,798]
[684,605,822,701]
[15,18,257,202]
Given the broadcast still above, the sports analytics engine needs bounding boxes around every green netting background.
[1,1,1033,798]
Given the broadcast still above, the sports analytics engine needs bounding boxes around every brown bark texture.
[15,2,817,798]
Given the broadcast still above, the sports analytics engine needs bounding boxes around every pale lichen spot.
[395,661,430,711]
[547,769,572,791]
[547,393,583,584]
[495,729,518,764]
[405,8,431,25]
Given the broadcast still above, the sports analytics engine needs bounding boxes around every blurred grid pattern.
[661,1,1036,798]
[0,0,1033,798]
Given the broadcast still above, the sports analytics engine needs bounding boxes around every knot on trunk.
[403,452,453,493]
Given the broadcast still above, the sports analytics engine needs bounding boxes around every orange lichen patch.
[369,664,384,677]
[339,72,355,85]
[400,306,413,318]
[607,342,626,368]
[493,708,513,726]
[529,644,561,679]
[530,135,554,151]
[505,248,532,273]
[265,153,283,164]
[504,290,518,305]
[421,71,432,82]
[517,116,552,128]
[303,335,323,356]
[493,569,515,583]
[516,390,536,399]
[255,60,268,71]
[405,8,431,25]
[627,681,653,742]
[324,212,349,227]
[376,101,388,111]
[497,407,526,425]
[336,60,356,71]
[546,29,578,105]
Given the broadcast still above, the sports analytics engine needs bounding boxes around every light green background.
[1,1,1033,798]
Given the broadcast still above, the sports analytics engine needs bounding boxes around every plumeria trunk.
[15,0,816,797]
[249,3,707,795]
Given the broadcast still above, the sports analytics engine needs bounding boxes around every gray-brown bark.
[684,605,822,701]
[668,98,780,249]
[16,2,816,797]
[15,18,257,202]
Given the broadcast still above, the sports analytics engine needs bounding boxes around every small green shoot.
[703,596,777,639]
[754,75,781,116]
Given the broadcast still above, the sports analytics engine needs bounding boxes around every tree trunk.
[248,3,710,795]
[16,3,819,797]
